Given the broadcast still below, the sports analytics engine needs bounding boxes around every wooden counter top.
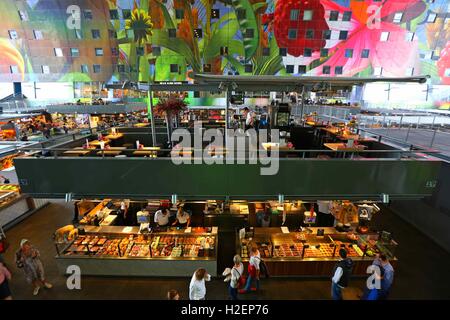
[324,143,367,151]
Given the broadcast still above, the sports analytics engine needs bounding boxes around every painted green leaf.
[224,55,245,75]
[156,0,175,30]
[203,19,240,63]
[151,29,199,72]
[228,39,245,58]
[211,11,237,35]
[58,72,92,82]
[231,0,260,60]
[421,60,438,79]
[355,65,373,77]
[256,36,284,75]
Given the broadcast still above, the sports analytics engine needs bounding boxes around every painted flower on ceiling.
[437,41,450,85]
[311,0,426,76]
[266,0,328,57]
[125,8,153,45]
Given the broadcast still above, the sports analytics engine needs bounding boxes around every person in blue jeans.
[372,254,394,300]
[331,248,354,300]
[239,247,260,294]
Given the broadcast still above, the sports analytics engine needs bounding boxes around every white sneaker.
[33,286,40,296]
[44,282,53,289]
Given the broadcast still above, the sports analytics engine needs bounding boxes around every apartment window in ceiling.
[298,65,307,74]
[373,67,383,76]
[305,29,314,39]
[342,11,352,21]
[8,30,18,40]
[345,48,353,58]
[288,29,297,39]
[393,12,403,23]
[136,47,144,56]
[111,47,119,56]
[279,48,287,56]
[33,30,43,40]
[203,64,211,73]
[380,31,389,42]
[304,48,312,57]
[54,48,63,57]
[75,29,83,39]
[152,46,161,56]
[245,28,254,38]
[361,49,370,58]
[175,9,184,19]
[211,9,220,19]
[18,10,28,21]
[220,46,228,55]
[122,9,131,19]
[323,30,331,40]
[93,64,101,73]
[170,64,179,73]
[303,10,313,21]
[10,66,19,74]
[245,64,253,73]
[424,51,434,59]
[92,29,101,39]
[84,10,93,19]
[236,9,246,20]
[406,67,414,76]
[405,32,415,42]
[319,49,328,58]
[194,28,203,38]
[427,12,437,23]
[41,65,50,74]
[109,30,117,39]
[110,9,119,20]
[323,66,331,74]
[117,65,125,73]
[286,65,295,74]
[81,65,89,73]
[290,9,299,21]
[329,11,339,21]
[339,30,348,40]
[262,47,270,56]
[95,48,104,56]
[335,66,343,75]
[168,28,177,38]
[70,48,79,57]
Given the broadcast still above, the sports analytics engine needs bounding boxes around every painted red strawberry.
[268,0,328,57]
[437,41,450,85]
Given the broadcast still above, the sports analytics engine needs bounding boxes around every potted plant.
[154,97,188,146]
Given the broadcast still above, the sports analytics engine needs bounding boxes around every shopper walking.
[372,254,394,300]
[228,255,244,300]
[331,248,354,300]
[189,268,211,300]
[0,261,12,300]
[15,239,53,296]
[239,246,261,294]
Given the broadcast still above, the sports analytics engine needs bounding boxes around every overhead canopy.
[147,74,429,93]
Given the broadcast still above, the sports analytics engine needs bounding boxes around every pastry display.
[63,234,215,259]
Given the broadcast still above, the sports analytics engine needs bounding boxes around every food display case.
[55,226,218,277]
[237,227,398,276]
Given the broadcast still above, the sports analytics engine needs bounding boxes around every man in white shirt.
[189,268,211,300]
[154,208,170,227]
[317,200,334,227]
[242,107,254,130]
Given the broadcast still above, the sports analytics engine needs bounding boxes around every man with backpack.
[331,248,354,300]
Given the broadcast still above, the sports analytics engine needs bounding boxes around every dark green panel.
[14,158,442,199]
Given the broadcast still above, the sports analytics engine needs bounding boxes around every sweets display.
[63,234,216,259]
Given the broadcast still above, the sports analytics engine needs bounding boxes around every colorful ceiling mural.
[0,0,448,86]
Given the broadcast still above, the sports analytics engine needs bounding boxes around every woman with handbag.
[239,247,261,294]
[15,239,53,296]
[228,255,244,300]
[0,261,12,300]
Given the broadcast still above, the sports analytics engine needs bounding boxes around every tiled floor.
[2,200,450,300]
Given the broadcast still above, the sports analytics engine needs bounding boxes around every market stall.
[54,225,218,277]
[236,227,398,276]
